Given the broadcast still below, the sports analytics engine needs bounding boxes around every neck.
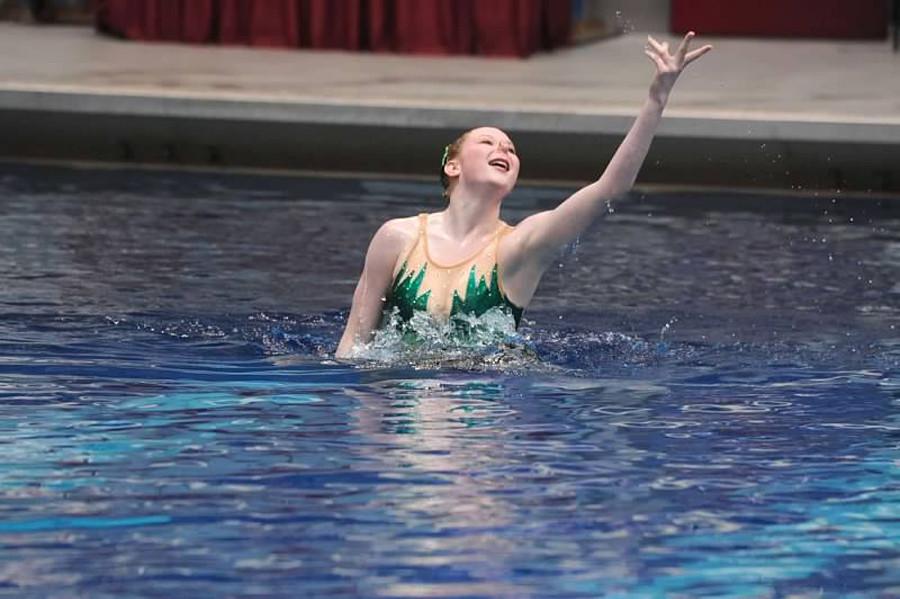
[441,184,504,240]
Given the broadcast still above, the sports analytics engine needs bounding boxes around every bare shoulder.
[379,215,418,238]
[371,216,417,249]
[364,215,420,270]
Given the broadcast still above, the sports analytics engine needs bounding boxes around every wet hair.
[440,130,470,200]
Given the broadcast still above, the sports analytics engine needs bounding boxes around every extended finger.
[647,35,666,54]
[685,44,713,65]
[676,31,695,62]
[643,49,666,70]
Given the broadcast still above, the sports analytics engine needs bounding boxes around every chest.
[390,241,502,321]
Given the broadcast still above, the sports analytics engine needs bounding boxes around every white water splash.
[347,306,539,370]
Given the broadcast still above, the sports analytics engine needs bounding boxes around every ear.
[443,158,460,179]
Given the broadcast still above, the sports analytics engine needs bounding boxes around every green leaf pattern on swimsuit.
[451,264,512,321]
[387,261,522,327]
[389,261,431,322]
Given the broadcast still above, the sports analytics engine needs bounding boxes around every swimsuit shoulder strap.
[493,222,514,251]
[392,214,429,279]
[494,222,517,303]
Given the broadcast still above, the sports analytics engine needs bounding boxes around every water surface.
[1,163,898,597]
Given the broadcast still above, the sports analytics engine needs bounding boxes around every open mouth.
[488,158,510,173]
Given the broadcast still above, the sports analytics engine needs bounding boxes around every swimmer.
[336,32,712,358]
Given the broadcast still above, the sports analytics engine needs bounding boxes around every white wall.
[585,0,671,34]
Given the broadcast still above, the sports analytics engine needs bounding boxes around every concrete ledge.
[4,86,900,145]
[2,97,897,192]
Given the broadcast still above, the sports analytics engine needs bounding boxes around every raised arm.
[335,220,408,358]
[511,32,712,266]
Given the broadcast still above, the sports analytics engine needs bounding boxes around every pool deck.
[1,22,899,191]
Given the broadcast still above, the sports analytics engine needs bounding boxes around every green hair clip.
[440,144,450,167]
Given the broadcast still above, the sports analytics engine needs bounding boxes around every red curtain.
[182,1,214,43]
[96,0,571,55]
[303,0,361,50]
[392,0,472,55]
[472,0,539,57]
[219,0,300,47]
[671,0,887,39]
[364,0,393,52]
[444,0,569,57]
[541,0,571,50]
[96,0,214,43]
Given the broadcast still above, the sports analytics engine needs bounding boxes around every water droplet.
[659,317,678,343]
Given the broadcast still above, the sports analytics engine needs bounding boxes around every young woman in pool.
[336,32,712,358]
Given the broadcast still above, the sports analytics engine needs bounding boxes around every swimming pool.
[1,162,898,597]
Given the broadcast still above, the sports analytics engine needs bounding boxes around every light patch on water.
[235,554,304,571]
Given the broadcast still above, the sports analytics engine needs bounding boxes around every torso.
[384,213,523,327]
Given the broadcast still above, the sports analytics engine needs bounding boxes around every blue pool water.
[1,162,898,597]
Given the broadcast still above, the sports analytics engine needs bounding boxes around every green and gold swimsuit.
[384,213,523,328]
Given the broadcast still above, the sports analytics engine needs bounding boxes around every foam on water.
[351,307,522,365]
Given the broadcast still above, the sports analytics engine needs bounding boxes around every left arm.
[508,32,712,268]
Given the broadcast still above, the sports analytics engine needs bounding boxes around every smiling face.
[442,127,520,200]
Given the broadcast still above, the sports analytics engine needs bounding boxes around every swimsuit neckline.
[419,213,506,270]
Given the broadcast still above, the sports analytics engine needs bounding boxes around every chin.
[487,178,516,196]
[488,169,517,185]
[465,170,518,196]
[500,174,518,192]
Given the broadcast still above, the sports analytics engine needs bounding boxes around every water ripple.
[1,163,899,597]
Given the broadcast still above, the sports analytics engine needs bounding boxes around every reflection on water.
[0,163,899,597]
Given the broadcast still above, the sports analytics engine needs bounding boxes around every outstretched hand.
[644,31,712,104]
